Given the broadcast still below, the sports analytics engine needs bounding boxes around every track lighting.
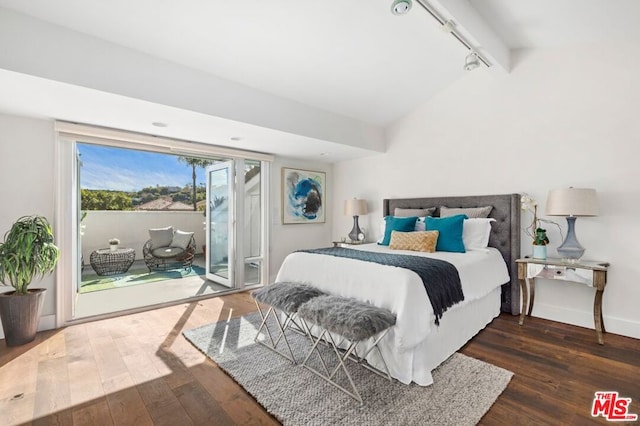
[390,0,491,69]
[391,0,412,15]
[463,51,480,71]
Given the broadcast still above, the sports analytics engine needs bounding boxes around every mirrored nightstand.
[516,257,610,345]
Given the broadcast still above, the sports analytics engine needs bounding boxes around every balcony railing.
[81,210,206,261]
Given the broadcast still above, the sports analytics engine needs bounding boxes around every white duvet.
[275,244,509,381]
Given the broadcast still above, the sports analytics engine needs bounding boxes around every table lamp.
[545,187,598,260]
[344,198,368,242]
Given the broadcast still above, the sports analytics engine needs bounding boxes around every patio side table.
[90,248,136,276]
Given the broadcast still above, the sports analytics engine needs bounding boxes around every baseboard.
[0,314,57,340]
[532,303,640,340]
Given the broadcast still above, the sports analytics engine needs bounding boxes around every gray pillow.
[440,206,493,219]
[149,226,174,249]
[171,230,194,250]
[394,207,436,217]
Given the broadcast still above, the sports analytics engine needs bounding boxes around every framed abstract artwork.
[281,167,326,224]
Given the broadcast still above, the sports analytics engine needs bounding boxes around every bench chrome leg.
[349,329,393,381]
[301,329,367,404]
[253,301,297,364]
[299,326,395,404]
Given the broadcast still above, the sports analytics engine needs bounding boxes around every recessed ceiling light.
[152,122,168,128]
[230,136,242,141]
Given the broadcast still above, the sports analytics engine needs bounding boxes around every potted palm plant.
[0,215,60,346]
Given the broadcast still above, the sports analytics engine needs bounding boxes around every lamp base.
[348,216,362,242]
[557,216,585,260]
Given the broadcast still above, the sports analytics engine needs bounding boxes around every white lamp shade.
[545,188,598,217]
[344,199,368,216]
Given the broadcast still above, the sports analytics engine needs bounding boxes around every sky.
[78,143,218,191]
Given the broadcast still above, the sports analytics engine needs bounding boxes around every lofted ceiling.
[472,0,640,49]
[0,0,636,161]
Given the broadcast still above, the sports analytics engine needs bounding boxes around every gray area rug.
[183,312,512,425]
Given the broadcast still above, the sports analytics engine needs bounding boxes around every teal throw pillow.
[379,216,418,246]
[425,214,468,253]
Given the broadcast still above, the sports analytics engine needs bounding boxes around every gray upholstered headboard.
[383,194,521,315]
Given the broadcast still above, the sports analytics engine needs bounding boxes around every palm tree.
[177,156,214,210]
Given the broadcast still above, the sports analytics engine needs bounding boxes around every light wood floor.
[1,292,639,425]
[1,293,277,426]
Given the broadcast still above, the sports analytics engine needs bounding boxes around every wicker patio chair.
[142,227,196,272]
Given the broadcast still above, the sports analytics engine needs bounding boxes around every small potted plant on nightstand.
[109,238,120,251]
[533,228,549,259]
[0,215,60,346]
[522,193,562,260]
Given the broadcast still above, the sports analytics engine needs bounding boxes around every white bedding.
[275,243,509,385]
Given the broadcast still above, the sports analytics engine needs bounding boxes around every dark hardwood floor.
[463,313,640,425]
[1,291,638,425]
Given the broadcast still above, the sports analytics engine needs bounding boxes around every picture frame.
[281,167,326,224]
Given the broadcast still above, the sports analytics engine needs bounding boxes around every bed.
[275,194,521,386]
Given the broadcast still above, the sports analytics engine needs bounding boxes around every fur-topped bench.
[251,282,326,363]
[297,295,396,403]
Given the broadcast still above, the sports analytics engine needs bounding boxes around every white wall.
[0,114,56,337]
[270,157,333,283]
[332,43,640,339]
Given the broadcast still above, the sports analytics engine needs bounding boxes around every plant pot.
[0,288,46,346]
[110,244,118,251]
[532,245,547,260]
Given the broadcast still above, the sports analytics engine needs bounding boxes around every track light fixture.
[391,0,412,15]
[390,0,490,69]
[463,51,480,71]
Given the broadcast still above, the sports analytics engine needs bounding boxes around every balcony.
[77,210,226,318]
[81,210,206,261]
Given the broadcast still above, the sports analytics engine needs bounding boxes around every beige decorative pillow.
[440,206,493,219]
[389,231,439,253]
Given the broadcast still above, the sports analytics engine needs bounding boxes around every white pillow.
[462,218,495,250]
[149,226,174,249]
[378,219,386,243]
[377,216,428,243]
[171,230,194,250]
